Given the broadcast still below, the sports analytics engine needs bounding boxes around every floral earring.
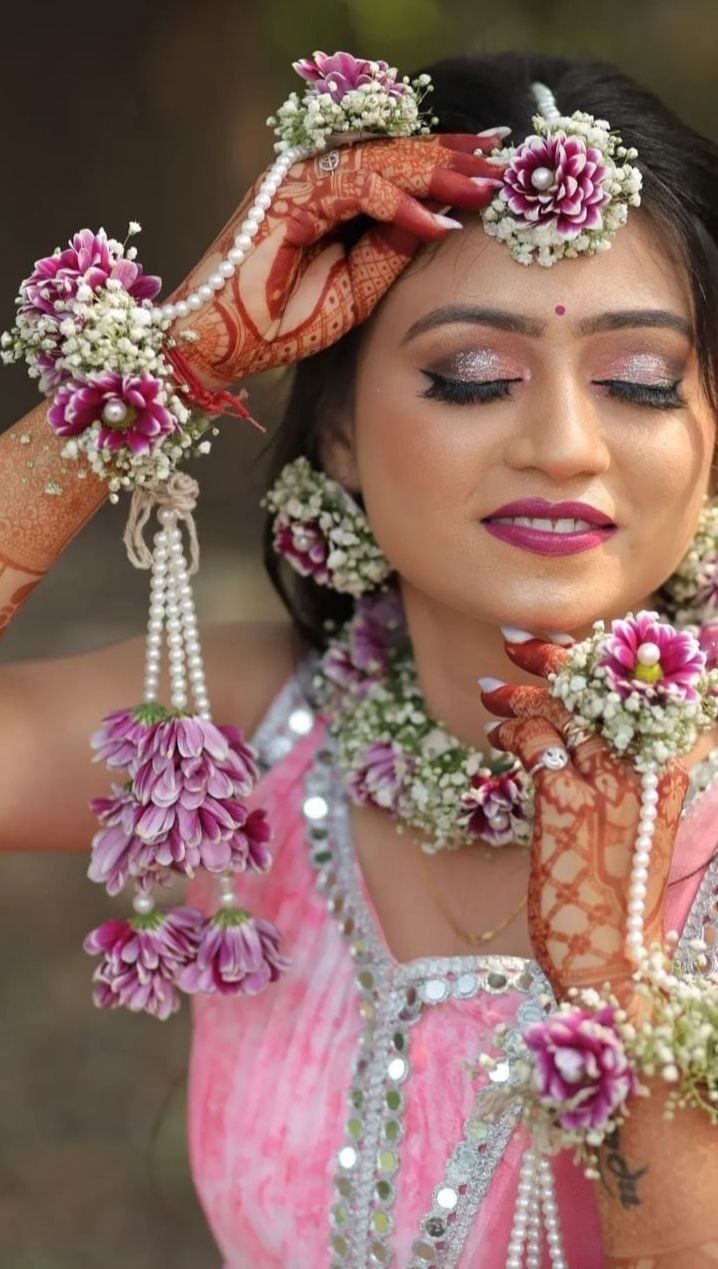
[658,491,718,630]
[261,455,393,597]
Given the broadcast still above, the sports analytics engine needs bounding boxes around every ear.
[318,410,362,494]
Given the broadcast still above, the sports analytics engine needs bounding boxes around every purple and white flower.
[83,905,204,1020]
[598,610,706,702]
[18,228,161,323]
[292,51,407,103]
[456,768,529,846]
[524,1004,637,1132]
[176,907,290,996]
[346,739,414,811]
[48,369,177,456]
[501,133,610,239]
[267,50,435,154]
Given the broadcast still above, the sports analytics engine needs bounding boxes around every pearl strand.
[625,763,659,968]
[538,1154,567,1269]
[166,518,212,721]
[154,144,313,325]
[143,525,169,701]
[163,514,189,712]
[505,1144,538,1268]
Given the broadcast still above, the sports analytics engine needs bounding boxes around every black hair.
[258,50,718,655]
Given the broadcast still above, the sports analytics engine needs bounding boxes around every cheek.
[356,399,478,543]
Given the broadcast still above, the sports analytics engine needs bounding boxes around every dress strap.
[247,649,323,776]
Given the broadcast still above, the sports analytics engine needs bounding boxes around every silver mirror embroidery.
[246,656,718,1267]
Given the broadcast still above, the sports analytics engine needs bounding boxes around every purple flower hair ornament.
[482,81,642,266]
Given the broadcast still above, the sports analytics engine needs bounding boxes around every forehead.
[379,209,693,328]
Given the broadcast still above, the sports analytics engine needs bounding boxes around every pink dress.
[186,653,718,1268]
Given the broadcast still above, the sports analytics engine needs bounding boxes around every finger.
[427,167,504,207]
[500,630,574,679]
[480,681,575,731]
[485,715,579,782]
[347,222,425,323]
[431,129,512,154]
[480,680,611,778]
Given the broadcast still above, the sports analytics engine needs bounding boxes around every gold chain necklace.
[416,847,528,947]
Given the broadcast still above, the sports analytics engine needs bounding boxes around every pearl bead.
[162,304,177,321]
[133,892,154,914]
[228,246,246,265]
[627,916,644,932]
[102,399,128,425]
[243,220,260,238]
[642,788,659,805]
[199,284,213,302]
[530,165,554,191]
[636,641,661,666]
[208,272,225,291]
[188,294,202,311]
[255,192,272,210]
[219,260,235,278]
[175,300,189,318]
[629,898,645,916]
[234,232,253,252]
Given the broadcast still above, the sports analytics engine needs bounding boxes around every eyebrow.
[400,304,694,343]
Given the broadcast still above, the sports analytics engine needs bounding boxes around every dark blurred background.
[1,2,717,1265]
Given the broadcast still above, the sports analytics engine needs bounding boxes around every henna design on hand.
[167,131,508,387]
[0,403,107,574]
[598,1126,649,1208]
[480,636,688,1001]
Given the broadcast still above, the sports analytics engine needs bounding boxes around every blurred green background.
[1,1,717,1265]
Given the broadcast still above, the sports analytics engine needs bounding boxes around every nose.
[503,371,611,482]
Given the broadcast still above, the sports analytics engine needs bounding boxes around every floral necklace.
[312,585,535,857]
[312,583,718,858]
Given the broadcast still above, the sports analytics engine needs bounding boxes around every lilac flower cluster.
[83,703,289,1018]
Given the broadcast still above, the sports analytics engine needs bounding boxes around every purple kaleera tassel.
[175,904,291,998]
[84,699,291,1017]
[83,905,205,1021]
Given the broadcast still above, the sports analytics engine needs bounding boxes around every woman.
[1,48,717,1267]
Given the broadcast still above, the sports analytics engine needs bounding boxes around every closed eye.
[420,371,687,410]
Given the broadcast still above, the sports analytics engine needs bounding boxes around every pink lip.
[483,521,617,556]
[484,498,615,526]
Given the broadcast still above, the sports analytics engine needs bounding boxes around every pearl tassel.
[153,143,314,326]
[505,1145,568,1268]
[143,505,212,720]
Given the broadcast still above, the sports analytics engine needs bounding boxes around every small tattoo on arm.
[598,1128,649,1208]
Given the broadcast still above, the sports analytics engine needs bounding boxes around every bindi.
[554,304,566,316]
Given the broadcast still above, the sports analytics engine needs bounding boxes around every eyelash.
[420,372,687,410]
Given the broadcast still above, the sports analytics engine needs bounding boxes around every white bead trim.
[152,144,314,325]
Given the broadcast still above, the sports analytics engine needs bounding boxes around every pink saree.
[186,655,718,1268]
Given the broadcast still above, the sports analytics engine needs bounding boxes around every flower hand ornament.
[166,131,508,388]
[480,623,700,1008]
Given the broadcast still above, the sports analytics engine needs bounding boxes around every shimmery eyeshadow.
[555,304,566,316]
[600,353,678,382]
[451,350,512,376]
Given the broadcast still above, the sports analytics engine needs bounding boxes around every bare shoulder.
[204,618,313,737]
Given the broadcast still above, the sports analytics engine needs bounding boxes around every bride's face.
[335,210,716,637]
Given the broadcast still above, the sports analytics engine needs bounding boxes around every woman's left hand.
[480,631,689,1005]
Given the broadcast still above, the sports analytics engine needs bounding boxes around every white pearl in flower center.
[636,641,661,666]
[530,166,554,191]
[102,399,129,426]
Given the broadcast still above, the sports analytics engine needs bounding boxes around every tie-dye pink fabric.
[185,661,718,1268]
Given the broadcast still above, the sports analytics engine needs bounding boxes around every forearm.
[0,400,107,638]
[593,1078,718,1266]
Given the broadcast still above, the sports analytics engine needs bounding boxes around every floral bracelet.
[470,936,718,1182]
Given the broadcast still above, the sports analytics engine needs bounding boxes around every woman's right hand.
[166,130,508,389]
